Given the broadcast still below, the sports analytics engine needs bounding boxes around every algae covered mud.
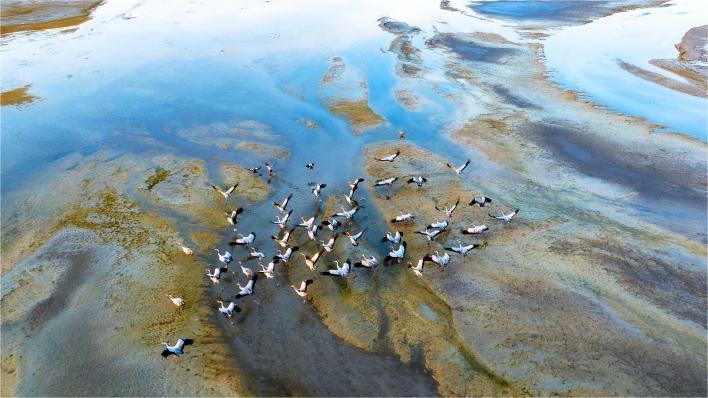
[1,0,706,396]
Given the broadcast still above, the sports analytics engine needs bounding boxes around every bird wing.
[225,184,238,194]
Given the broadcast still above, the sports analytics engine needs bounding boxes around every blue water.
[469,0,609,21]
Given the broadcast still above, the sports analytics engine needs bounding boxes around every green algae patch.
[0,85,38,106]
[0,1,102,35]
[145,167,172,190]
[326,99,385,133]
[219,163,270,203]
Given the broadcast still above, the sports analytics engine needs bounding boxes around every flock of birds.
[162,144,519,357]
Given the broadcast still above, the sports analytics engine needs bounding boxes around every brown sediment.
[236,140,289,159]
[394,89,421,110]
[326,99,385,132]
[0,85,38,106]
[676,25,707,62]
[618,60,705,98]
[472,31,515,45]
[0,1,102,35]
[321,56,345,84]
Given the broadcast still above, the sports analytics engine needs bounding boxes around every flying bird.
[214,249,233,264]
[225,208,244,225]
[291,279,314,299]
[271,210,293,229]
[216,300,240,318]
[406,176,427,188]
[348,178,365,196]
[298,216,316,229]
[321,218,341,231]
[447,159,471,175]
[436,198,459,218]
[275,246,299,262]
[235,276,257,298]
[259,260,277,279]
[408,258,425,277]
[320,233,339,253]
[247,166,261,174]
[306,224,323,241]
[445,242,479,256]
[376,150,400,162]
[381,230,402,245]
[344,228,366,246]
[374,177,398,187]
[230,232,256,246]
[265,162,274,175]
[211,183,238,200]
[461,224,489,234]
[399,130,406,139]
[416,228,443,241]
[179,243,193,255]
[161,338,193,357]
[167,294,185,307]
[321,259,351,277]
[332,206,360,220]
[427,220,449,230]
[424,252,450,266]
[354,255,379,269]
[206,267,221,284]
[311,183,326,200]
[391,213,415,223]
[274,193,292,213]
[384,241,407,262]
[271,228,294,248]
[469,195,492,207]
[489,208,519,222]
[302,249,325,271]
[249,247,265,260]
[305,162,315,170]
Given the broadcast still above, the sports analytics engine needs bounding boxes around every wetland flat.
[1,0,706,396]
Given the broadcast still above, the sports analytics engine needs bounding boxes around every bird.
[216,300,240,318]
[321,218,341,231]
[384,241,407,262]
[390,213,415,223]
[247,166,261,174]
[408,258,424,277]
[161,338,193,357]
[271,229,294,248]
[469,195,492,207]
[374,177,398,187]
[211,183,238,200]
[381,230,402,245]
[265,162,274,175]
[179,243,193,255]
[407,176,427,188]
[445,242,479,256]
[399,130,406,139]
[291,279,314,299]
[376,150,400,162]
[490,208,519,222]
[311,183,326,200]
[273,193,292,213]
[320,233,339,252]
[249,247,265,260]
[354,254,379,269]
[427,220,449,230]
[225,208,244,225]
[306,224,323,241]
[424,252,450,266]
[302,249,325,271]
[461,224,489,234]
[416,228,443,241]
[331,206,359,220]
[214,249,233,264]
[348,178,365,196]
[298,216,316,229]
[275,246,299,262]
[321,259,351,277]
[230,232,256,246]
[343,193,358,206]
[235,276,257,298]
[447,159,471,175]
[259,260,277,279]
[436,198,459,218]
[271,210,293,229]
[240,264,254,279]
[344,228,366,246]
[305,162,315,170]
[167,294,185,307]
[206,267,221,284]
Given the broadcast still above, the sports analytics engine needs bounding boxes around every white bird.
[384,241,407,262]
[271,229,294,248]
[469,195,492,207]
[225,208,244,225]
[381,230,402,245]
[424,252,450,266]
[214,249,233,264]
[408,258,425,277]
[240,264,254,279]
[161,338,192,357]
[247,166,261,173]
[249,247,265,260]
[445,242,479,256]
[305,162,315,170]
[311,183,327,200]
[461,224,489,234]
[406,176,427,188]
[416,228,443,241]
[348,178,365,196]
[321,218,341,231]
[343,193,357,206]
[259,260,277,279]
[376,150,400,162]
[332,206,359,219]
[206,267,221,284]
[271,210,293,229]
[230,232,255,246]
[490,208,519,222]
[211,183,239,200]
[436,198,460,218]
[320,233,339,253]
[291,279,314,299]
[167,294,185,307]
[235,276,256,298]
[217,300,239,318]
[390,213,414,223]
[399,130,406,139]
[321,259,351,277]
[344,228,366,246]
[265,162,274,175]
[447,159,471,175]
[302,249,325,271]
[374,176,398,186]
[274,193,292,213]
[275,246,299,262]
[307,224,322,241]
[298,216,316,229]
[179,243,193,255]
[427,220,449,230]
[354,255,379,269]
